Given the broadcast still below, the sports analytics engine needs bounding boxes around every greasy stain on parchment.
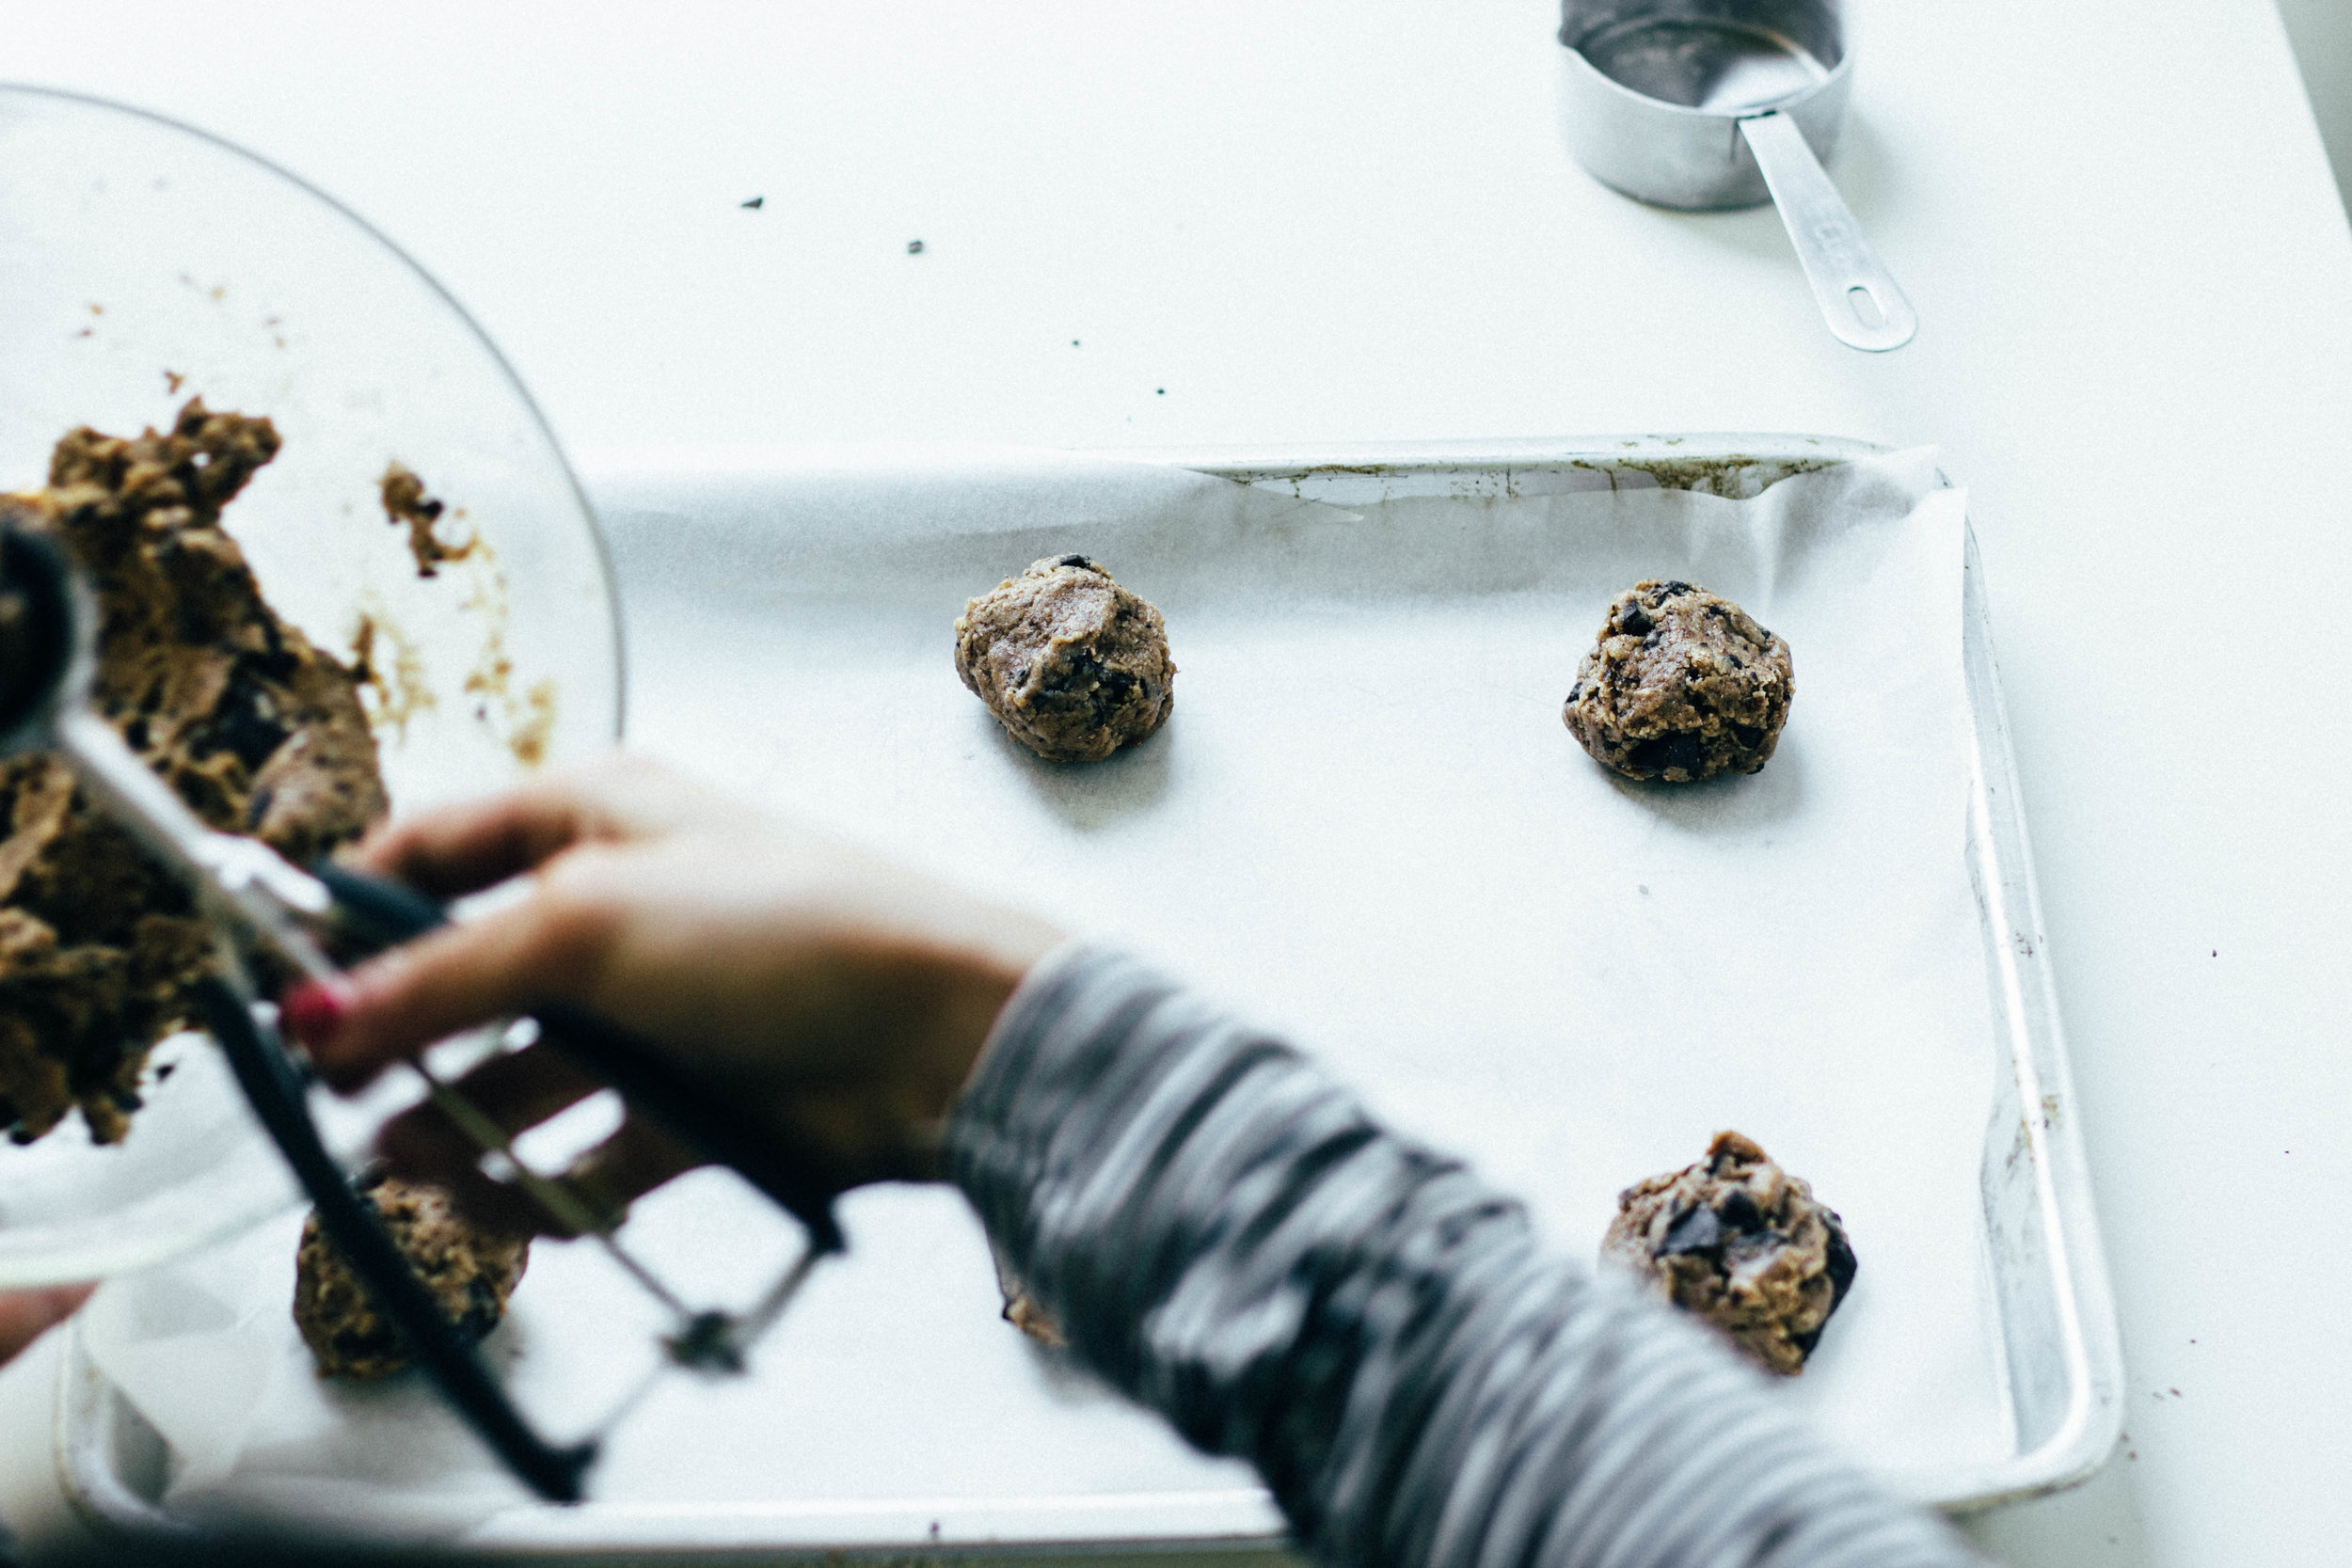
[1252,456,1838,503]
[357,461,560,769]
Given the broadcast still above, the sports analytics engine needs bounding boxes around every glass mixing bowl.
[0,85,623,1286]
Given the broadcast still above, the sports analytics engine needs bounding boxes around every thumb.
[0,1285,92,1366]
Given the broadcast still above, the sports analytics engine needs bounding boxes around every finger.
[562,1117,702,1228]
[376,1045,610,1238]
[374,1041,605,1178]
[297,877,617,1091]
[393,1159,553,1240]
[0,1285,93,1366]
[384,1117,699,1241]
[353,782,603,899]
[350,752,746,897]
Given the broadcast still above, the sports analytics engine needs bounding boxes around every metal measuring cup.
[1557,0,1915,352]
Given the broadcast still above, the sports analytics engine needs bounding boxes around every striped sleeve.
[947,944,1986,1568]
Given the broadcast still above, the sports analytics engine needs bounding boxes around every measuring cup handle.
[1739,111,1917,353]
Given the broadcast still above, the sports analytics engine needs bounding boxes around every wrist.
[930,911,1062,1096]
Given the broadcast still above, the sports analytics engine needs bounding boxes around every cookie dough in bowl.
[954,555,1175,763]
[1563,580,1792,783]
[0,404,388,1148]
[1601,1131,1856,1375]
[0,85,622,1290]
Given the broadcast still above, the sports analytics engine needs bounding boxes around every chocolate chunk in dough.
[1601,1131,1856,1375]
[0,402,389,1145]
[1563,580,1792,783]
[953,556,1174,762]
[294,1171,531,1381]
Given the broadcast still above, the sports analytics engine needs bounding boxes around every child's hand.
[291,754,1059,1232]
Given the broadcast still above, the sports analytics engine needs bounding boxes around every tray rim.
[44,434,2124,1555]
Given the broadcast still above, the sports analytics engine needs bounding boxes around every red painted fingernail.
[281,978,354,1049]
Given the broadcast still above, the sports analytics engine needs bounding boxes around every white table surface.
[8,3,2349,1564]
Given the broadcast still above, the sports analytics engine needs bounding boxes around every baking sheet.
[69,444,2024,1544]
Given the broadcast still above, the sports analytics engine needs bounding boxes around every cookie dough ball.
[954,555,1174,762]
[294,1171,530,1381]
[1000,1286,1067,1349]
[1601,1131,1855,1376]
[1563,580,1792,783]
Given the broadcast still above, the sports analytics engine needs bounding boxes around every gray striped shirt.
[949,944,1985,1568]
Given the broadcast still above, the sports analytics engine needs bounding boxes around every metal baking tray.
[35,437,2122,1560]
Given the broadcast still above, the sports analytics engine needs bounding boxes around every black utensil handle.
[530,999,846,1254]
[310,863,846,1254]
[313,860,447,950]
[0,530,77,748]
[194,978,596,1504]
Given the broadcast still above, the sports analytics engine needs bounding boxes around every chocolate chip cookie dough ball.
[1563,580,1792,783]
[954,555,1174,763]
[988,1245,1070,1347]
[294,1171,530,1380]
[1601,1132,1856,1376]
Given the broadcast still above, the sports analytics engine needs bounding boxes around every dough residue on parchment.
[0,402,389,1145]
[990,1248,1066,1348]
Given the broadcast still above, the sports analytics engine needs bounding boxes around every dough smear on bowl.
[1563,580,1792,783]
[1601,1131,1856,1375]
[0,402,387,1145]
[294,1170,531,1380]
[953,555,1174,763]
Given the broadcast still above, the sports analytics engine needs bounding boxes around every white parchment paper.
[75,446,2009,1539]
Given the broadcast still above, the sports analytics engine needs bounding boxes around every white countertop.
[8,2,2350,1563]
